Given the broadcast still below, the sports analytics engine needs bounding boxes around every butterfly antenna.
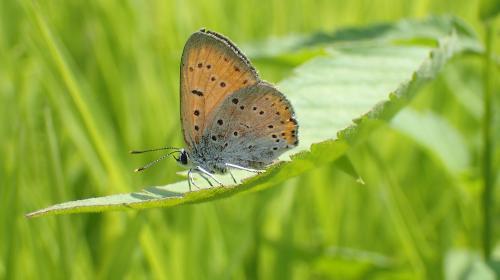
[134,151,181,172]
[130,147,180,154]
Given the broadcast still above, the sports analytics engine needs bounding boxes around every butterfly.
[132,29,298,189]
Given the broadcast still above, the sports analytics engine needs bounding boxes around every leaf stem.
[481,19,494,261]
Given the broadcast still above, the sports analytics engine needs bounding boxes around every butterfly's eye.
[178,151,189,165]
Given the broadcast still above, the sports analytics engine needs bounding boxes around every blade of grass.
[24,1,128,192]
[481,18,495,261]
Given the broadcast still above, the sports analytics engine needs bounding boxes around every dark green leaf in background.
[479,0,500,21]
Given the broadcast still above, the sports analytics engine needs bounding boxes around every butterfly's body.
[134,29,298,188]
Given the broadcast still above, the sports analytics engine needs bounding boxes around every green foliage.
[1,0,498,279]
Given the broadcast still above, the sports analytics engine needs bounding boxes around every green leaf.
[245,15,482,59]
[26,16,480,218]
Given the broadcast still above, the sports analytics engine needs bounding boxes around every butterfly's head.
[131,146,188,172]
[176,149,190,166]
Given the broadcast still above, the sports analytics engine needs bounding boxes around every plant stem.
[481,19,494,261]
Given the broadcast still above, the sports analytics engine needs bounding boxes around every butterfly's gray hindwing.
[189,82,298,173]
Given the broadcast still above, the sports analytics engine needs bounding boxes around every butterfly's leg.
[225,163,264,173]
[188,168,201,191]
[197,171,214,187]
[187,168,193,191]
[189,168,212,189]
[228,169,237,184]
[196,166,224,186]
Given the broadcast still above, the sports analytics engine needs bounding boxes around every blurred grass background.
[0,0,498,279]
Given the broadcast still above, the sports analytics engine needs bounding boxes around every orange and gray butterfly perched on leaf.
[132,29,298,189]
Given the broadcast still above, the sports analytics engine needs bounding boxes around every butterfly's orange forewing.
[180,30,259,149]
